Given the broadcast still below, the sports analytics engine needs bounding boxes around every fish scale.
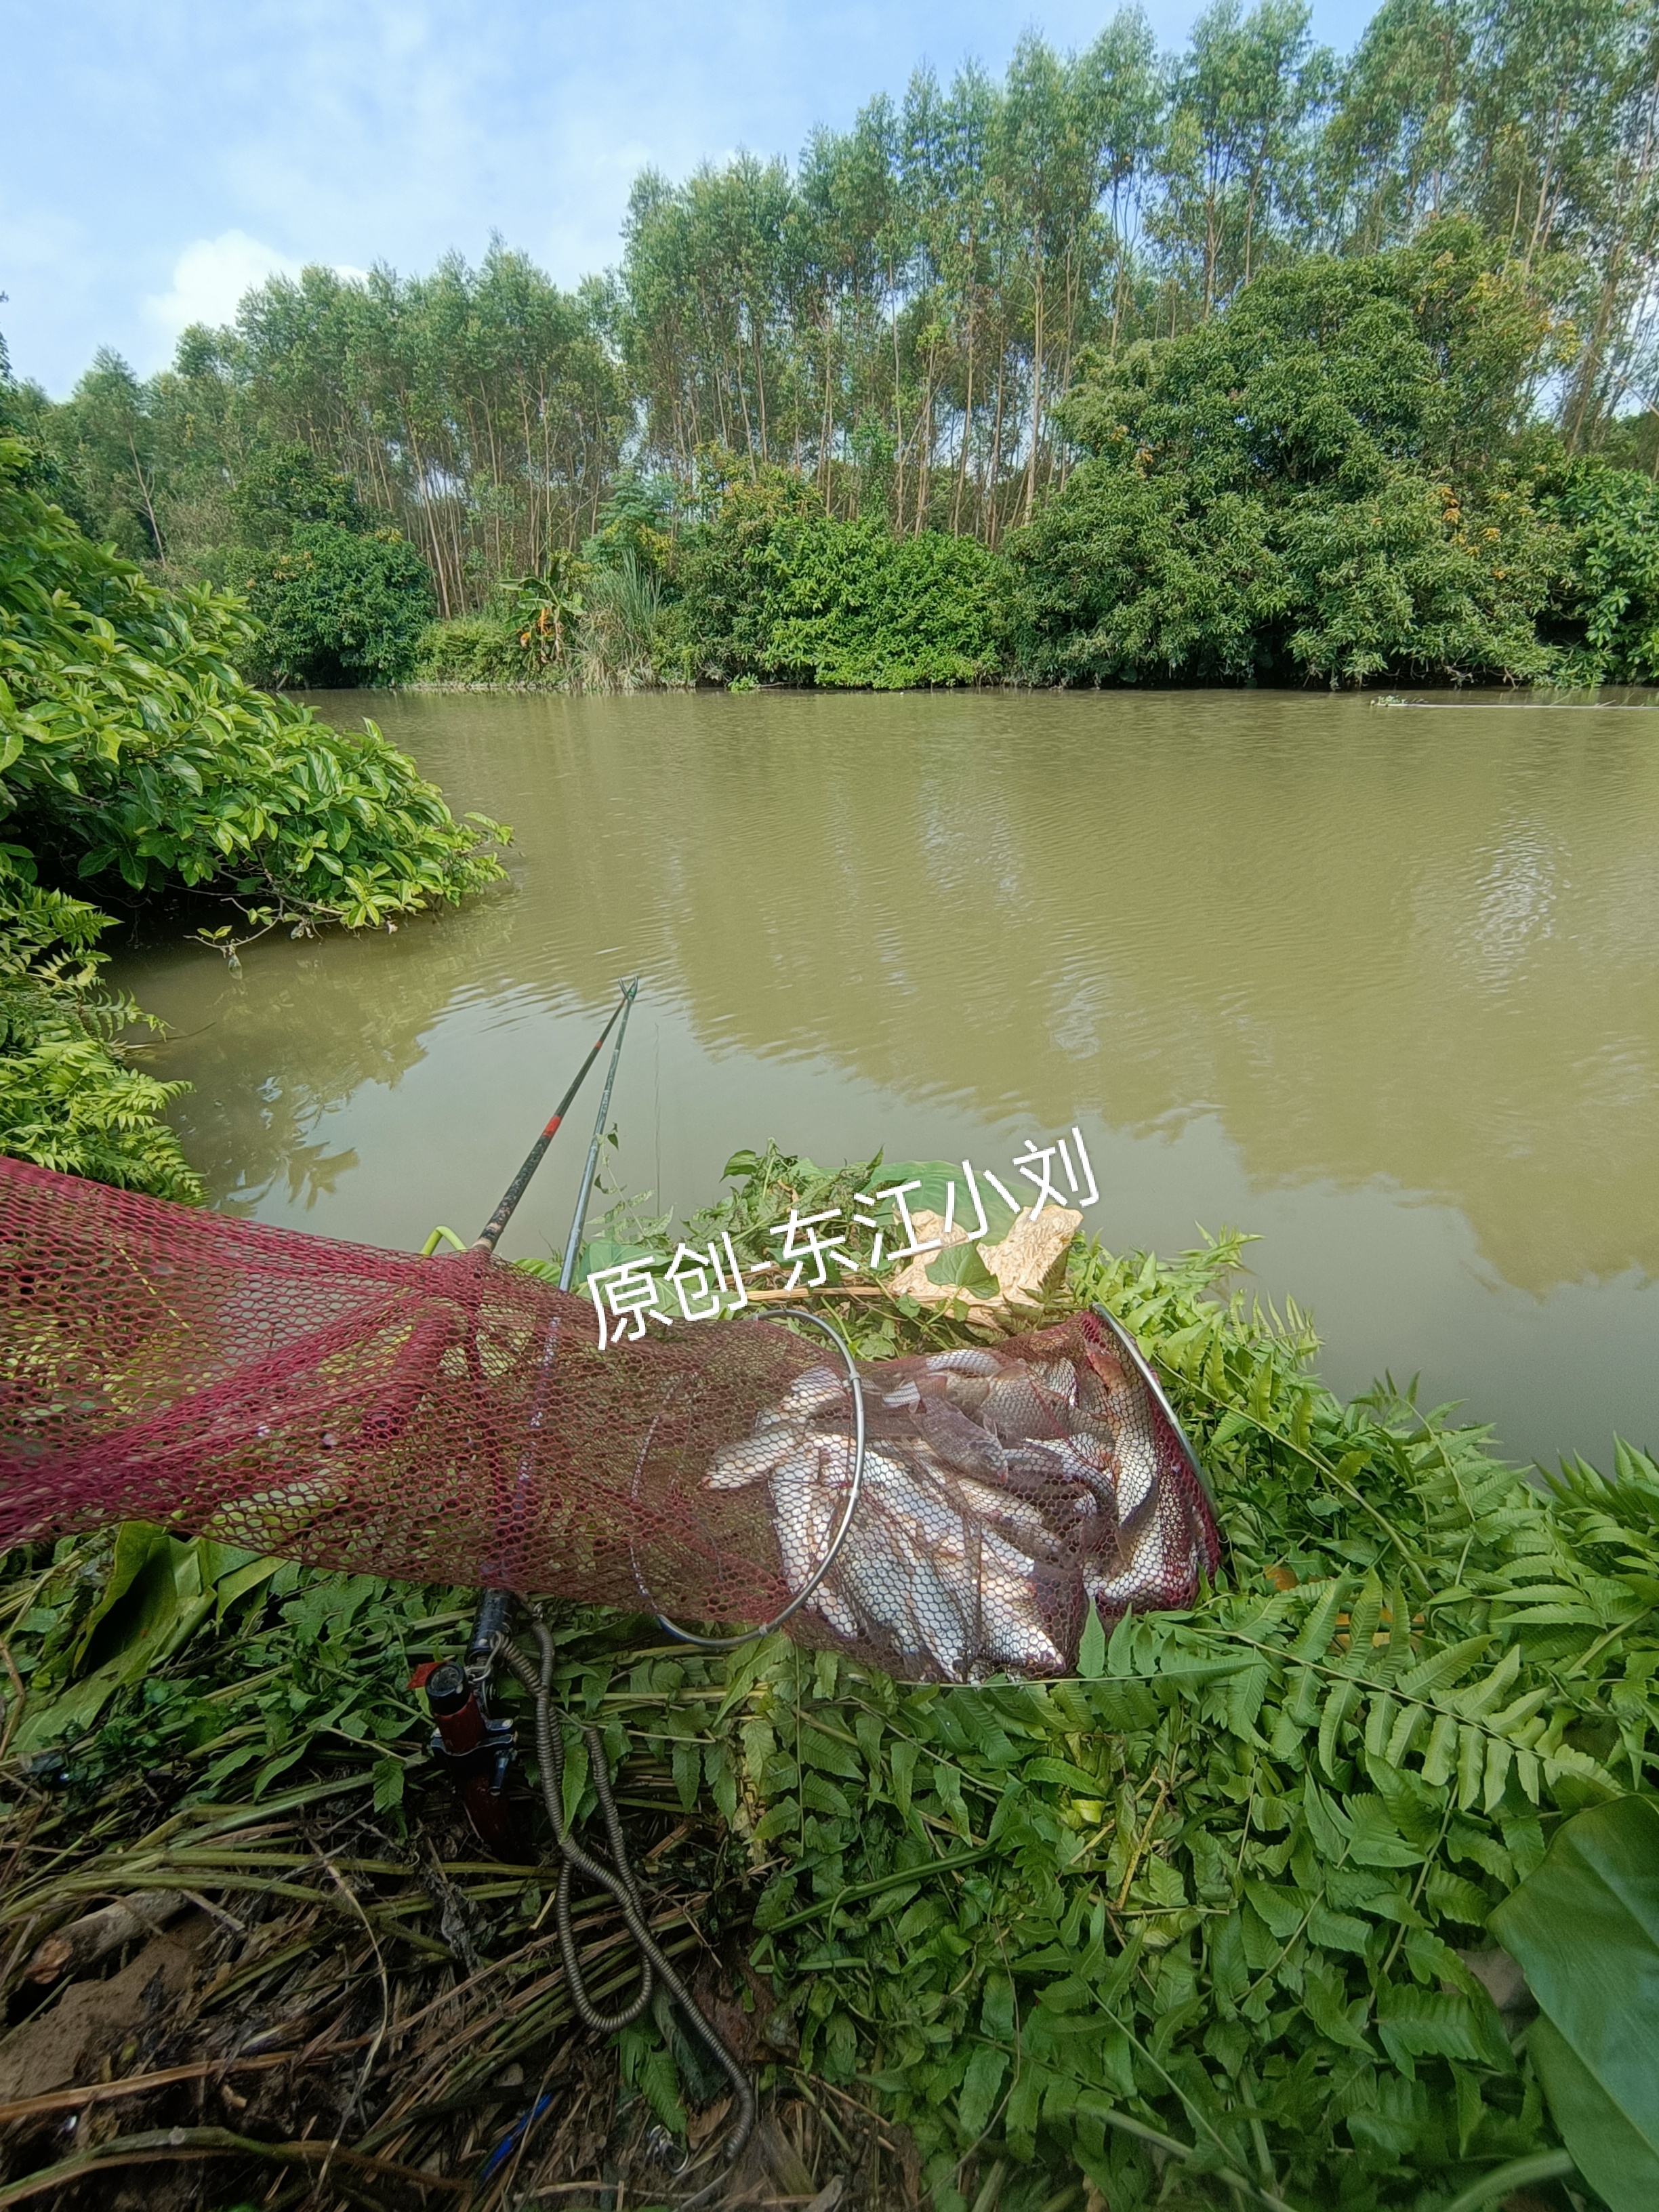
[700,1312,1216,1680]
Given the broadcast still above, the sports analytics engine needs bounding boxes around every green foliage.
[663,474,1010,688]
[579,552,663,689]
[0,441,503,922]
[0,862,201,1200]
[242,521,436,689]
[4,1529,457,1809]
[14,0,1659,639]
[412,552,664,692]
[758,523,1009,689]
[1542,462,1659,684]
[0,435,504,1196]
[1012,234,1564,686]
[1490,1795,1659,2210]
[14,1193,1659,2205]
[230,441,364,550]
[582,472,675,575]
[18,246,628,617]
[413,611,536,688]
[39,349,173,564]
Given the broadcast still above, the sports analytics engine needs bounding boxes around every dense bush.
[230,441,365,549]
[1010,232,1565,688]
[1542,462,1659,684]
[413,611,533,687]
[0,434,506,1193]
[661,470,1010,687]
[243,520,436,689]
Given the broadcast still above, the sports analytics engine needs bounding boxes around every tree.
[244,525,436,687]
[50,351,172,564]
[1011,239,1560,684]
[231,441,363,547]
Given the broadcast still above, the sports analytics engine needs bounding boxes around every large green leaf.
[924,1239,1002,1300]
[1528,2017,1659,2211]
[1489,1795,1659,2209]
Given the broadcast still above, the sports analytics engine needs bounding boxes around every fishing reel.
[411,1590,520,1851]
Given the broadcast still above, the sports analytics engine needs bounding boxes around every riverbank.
[1,1211,1650,2208]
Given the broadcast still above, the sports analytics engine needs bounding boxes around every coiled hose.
[496,1613,756,2187]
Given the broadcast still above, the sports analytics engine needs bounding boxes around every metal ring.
[1091,1301,1215,1506]
[645,1310,867,1651]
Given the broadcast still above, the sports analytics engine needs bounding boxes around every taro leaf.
[878,1160,1022,1241]
[1489,1794,1659,2210]
[925,1240,1001,1300]
[1527,2015,1659,2211]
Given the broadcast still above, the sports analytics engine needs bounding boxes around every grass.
[1,1188,1653,2210]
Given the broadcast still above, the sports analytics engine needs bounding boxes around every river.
[112,685,1659,1472]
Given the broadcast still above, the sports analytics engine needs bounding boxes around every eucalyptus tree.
[1155,0,1336,319]
[796,104,903,511]
[221,250,625,609]
[1084,12,1166,359]
[51,351,173,565]
[1459,0,1659,447]
[1320,0,1469,251]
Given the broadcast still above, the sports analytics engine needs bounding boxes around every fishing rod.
[470,978,638,1255]
[424,981,755,2175]
[419,980,640,1841]
[558,977,638,1289]
[458,976,640,1673]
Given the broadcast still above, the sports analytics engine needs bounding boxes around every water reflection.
[113,686,1659,1466]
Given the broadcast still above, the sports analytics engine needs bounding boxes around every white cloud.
[141,229,302,350]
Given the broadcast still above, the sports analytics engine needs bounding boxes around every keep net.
[0,1158,1219,1682]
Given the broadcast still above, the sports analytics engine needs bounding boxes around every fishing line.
[558,979,638,1290]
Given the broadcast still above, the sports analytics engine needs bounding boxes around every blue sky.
[5,0,1378,398]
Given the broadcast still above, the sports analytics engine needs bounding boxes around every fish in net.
[0,1157,1218,1681]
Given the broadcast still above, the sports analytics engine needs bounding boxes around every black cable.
[497,1616,756,2188]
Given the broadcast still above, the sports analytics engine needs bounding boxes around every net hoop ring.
[633,1310,867,1651]
[1090,1301,1214,1506]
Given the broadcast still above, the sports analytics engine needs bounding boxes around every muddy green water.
[112,687,1659,1470]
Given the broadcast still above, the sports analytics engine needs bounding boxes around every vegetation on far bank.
[409,237,1659,695]
[9,0,1658,695]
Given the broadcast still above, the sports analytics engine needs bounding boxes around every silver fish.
[943,1372,993,1418]
[981,1372,1062,1443]
[1114,1427,1160,1527]
[771,1442,859,1638]
[1029,1359,1079,1406]
[918,1395,1008,1481]
[780,1364,848,1417]
[706,1422,803,1490]
[890,1525,972,1675]
[948,1474,1067,1563]
[975,1531,1065,1671]
[1085,1494,1175,1612]
[837,1456,975,1675]
[925,1348,1002,1376]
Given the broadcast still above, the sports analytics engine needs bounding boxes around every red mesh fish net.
[0,1158,1219,1681]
